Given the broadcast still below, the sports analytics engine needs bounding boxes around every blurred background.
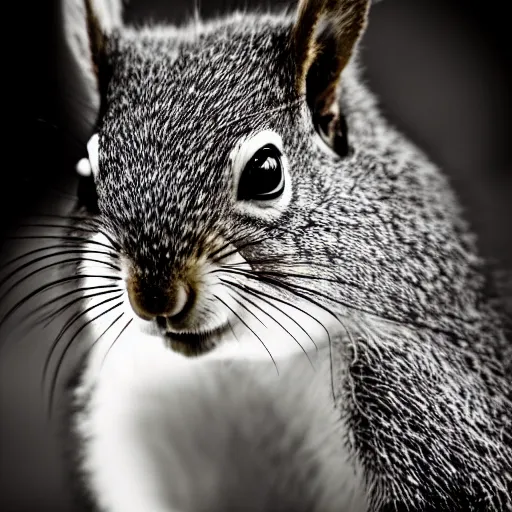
[2,0,511,510]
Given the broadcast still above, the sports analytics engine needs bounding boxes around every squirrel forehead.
[103,20,295,124]
[96,19,298,176]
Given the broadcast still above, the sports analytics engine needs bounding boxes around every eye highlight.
[237,144,284,201]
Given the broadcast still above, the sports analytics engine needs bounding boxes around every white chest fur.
[73,325,368,512]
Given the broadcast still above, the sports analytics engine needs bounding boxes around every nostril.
[167,283,188,317]
[162,286,196,326]
[156,288,195,329]
[127,284,160,321]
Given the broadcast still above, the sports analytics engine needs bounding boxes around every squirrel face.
[75,4,372,354]
[74,0,497,356]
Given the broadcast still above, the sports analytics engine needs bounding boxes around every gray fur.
[64,1,512,511]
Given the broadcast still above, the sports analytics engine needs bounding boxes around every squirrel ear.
[59,0,123,143]
[291,0,370,154]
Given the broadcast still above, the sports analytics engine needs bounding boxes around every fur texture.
[59,1,512,511]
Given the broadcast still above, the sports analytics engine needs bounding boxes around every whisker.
[0,274,122,336]
[0,250,119,288]
[100,318,133,370]
[12,221,119,249]
[40,288,121,328]
[46,311,128,408]
[219,254,296,268]
[0,258,120,302]
[218,271,328,347]
[86,228,120,252]
[211,234,269,264]
[45,293,124,380]
[0,245,116,270]
[228,294,268,330]
[69,312,127,398]
[67,223,119,251]
[19,213,107,236]
[235,267,460,338]
[217,268,343,398]
[209,240,239,263]
[241,273,340,399]
[225,282,315,369]
[84,312,125,363]
[209,228,265,262]
[4,235,115,251]
[229,268,343,286]
[213,267,349,321]
[227,320,239,343]
[2,285,119,344]
[44,293,123,376]
[222,257,337,272]
[28,284,119,325]
[40,290,122,383]
[220,276,319,349]
[213,293,279,374]
[46,299,124,416]
[220,267,407,400]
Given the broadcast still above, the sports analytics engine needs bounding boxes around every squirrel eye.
[237,144,284,201]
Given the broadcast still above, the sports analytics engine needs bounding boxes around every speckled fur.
[67,2,512,511]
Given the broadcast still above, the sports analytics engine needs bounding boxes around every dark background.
[2,0,511,510]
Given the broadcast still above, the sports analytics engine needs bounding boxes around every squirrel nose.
[127,278,191,322]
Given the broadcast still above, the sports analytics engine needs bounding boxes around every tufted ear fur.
[59,0,123,142]
[291,0,370,155]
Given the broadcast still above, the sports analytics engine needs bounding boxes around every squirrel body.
[55,1,512,510]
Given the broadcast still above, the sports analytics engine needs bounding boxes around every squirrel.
[26,0,512,510]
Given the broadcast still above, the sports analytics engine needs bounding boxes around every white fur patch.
[87,134,100,178]
[75,339,368,512]
[76,157,92,177]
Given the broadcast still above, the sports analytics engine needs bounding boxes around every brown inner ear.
[292,0,369,99]
[305,20,342,117]
[291,0,328,97]
[291,0,369,154]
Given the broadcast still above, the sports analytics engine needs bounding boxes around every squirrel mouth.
[162,325,230,357]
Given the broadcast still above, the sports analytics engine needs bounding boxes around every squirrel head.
[62,0,492,355]
[63,0,376,354]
